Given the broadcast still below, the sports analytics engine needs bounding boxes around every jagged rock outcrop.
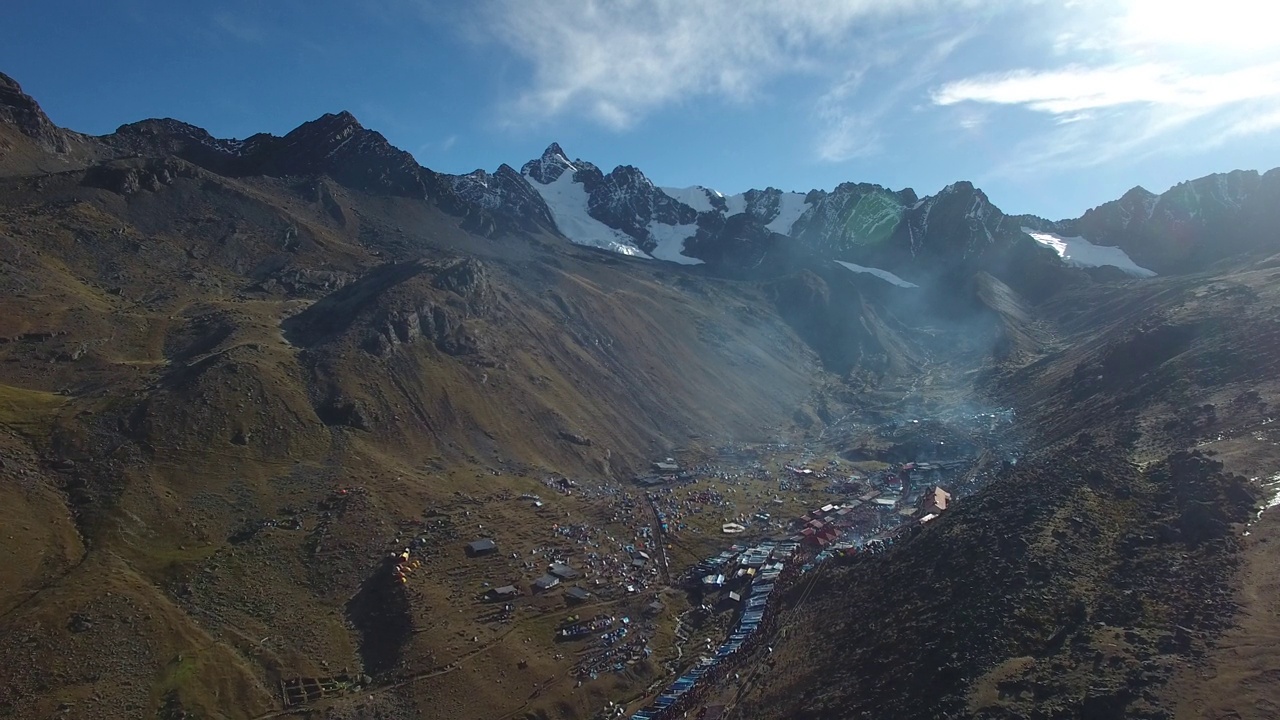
[683,213,787,276]
[282,259,491,358]
[584,164,697,249]
[452,163,556,233]
[106,111,459,204]
[791,183,917,255]
[81,157,198,195]
[363,301,476,357]
[0,71,74,153]
[521,142,575,185]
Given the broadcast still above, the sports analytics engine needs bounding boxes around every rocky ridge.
[465,142,1280,291]
[3,65,1274,287]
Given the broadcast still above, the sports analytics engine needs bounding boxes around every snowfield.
[531,172,702,263]
[1022,227,1156,277]
[659,185,719,214]
[648,222,704,265]
[722,192,747,217]
[660,186,809,235]
[835,260,918,288]
[765,192,809,235]
[529,170,648,257]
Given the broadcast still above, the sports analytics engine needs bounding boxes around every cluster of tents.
[390,548,421,585]
[629,570,779,720]
[629,661,714,720]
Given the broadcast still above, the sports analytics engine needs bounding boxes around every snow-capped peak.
[659,185,724,214]
[526,168,649,258]
[521,142,577,185]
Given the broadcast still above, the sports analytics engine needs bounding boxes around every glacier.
[528,169,648,258]
[835,260,918,288]
[1022,227,1156,277]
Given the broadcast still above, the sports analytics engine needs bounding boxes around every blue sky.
[4,0,1279,219]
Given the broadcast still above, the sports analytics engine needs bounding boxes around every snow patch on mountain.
[835,261,918,288]
[765,192,809,235]
[648,222,703,265]
[530,171,648,257]
[723,193,747,217]
[660,186,718,214]
[1022,227,1156,277]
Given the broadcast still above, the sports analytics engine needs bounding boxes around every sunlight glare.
[1120,0,1280,54]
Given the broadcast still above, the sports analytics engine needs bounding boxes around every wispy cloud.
[468,0,978,130]
[1220,107,1280,142]
[933,63,1280,115]
[442,0,1280,178]
[814,71,878,162]
[816,112,883,163]
[813,30,975,163]
[933,0,1280,172]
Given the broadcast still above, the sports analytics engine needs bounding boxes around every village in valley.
[259,407,1022,719]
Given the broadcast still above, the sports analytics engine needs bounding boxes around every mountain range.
[8,71,1280,290]
[3,69,1280,720]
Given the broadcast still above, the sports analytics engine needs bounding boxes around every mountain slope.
[735,256,1280,719]
[0,78,848,719]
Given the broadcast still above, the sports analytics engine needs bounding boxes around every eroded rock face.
[363,260,492,357]
[82,158,196,196]
[0,71,72,152]
[315,396,371,430]
[282,258,493,359]
[452,164,555,233]
[362,301,476,357]
[255,267,355,297]
[430,258,494,312]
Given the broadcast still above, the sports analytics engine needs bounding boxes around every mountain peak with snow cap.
[522,142,577,184]
[451,140,1280,288]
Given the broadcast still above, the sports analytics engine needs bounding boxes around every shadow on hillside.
[344,563,413,677]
